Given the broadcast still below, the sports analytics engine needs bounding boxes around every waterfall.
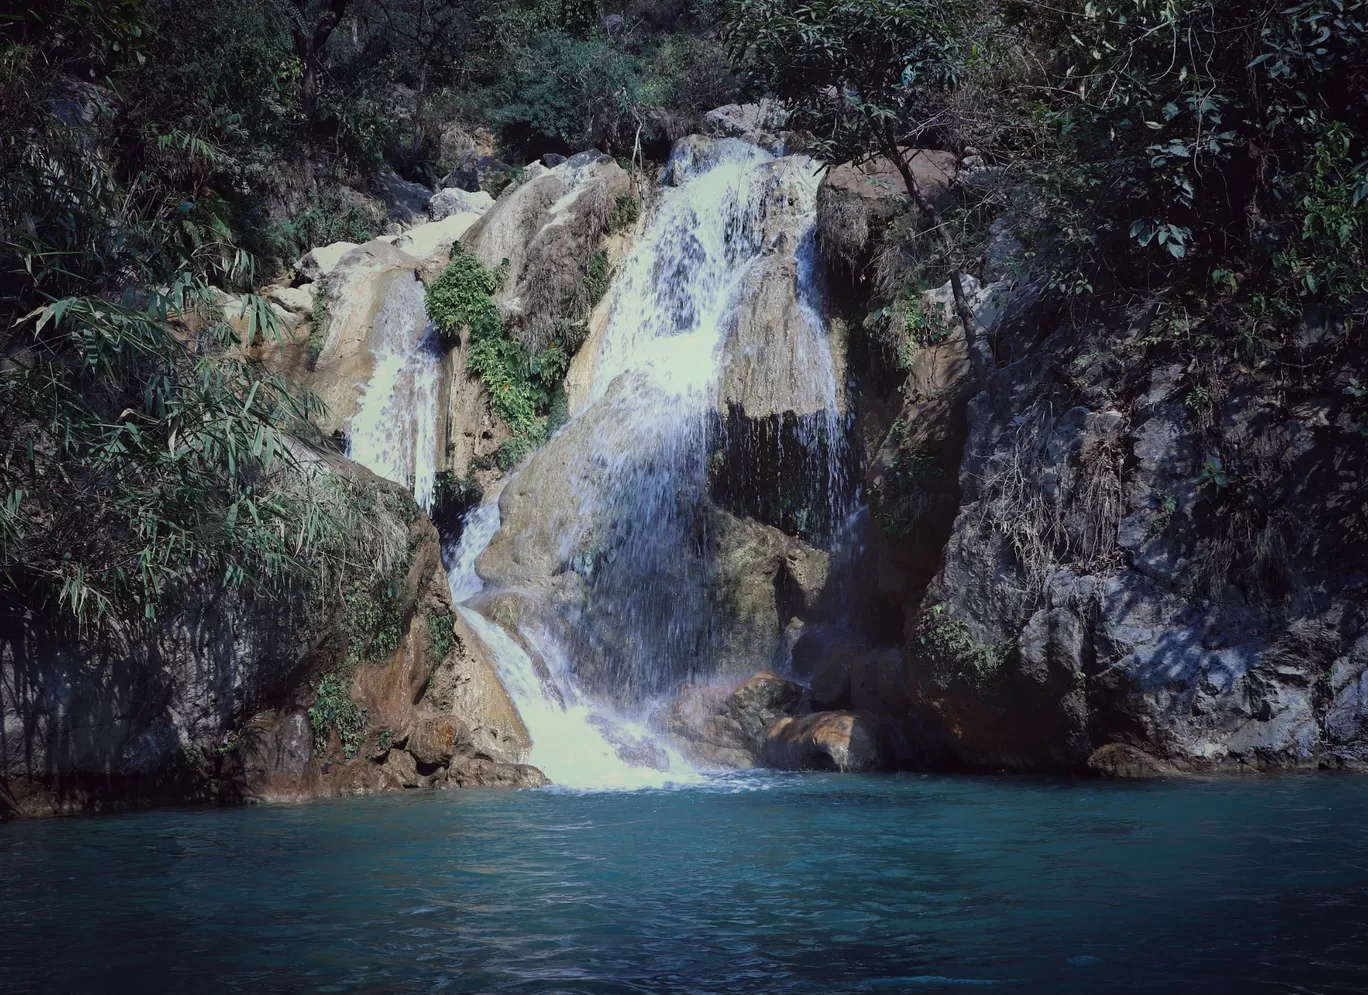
[441,136,854,790]
[345,274,442,511]
[446,497,700,790]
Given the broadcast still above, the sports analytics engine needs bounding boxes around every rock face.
[887,301,1368,774]
[0,462,545,819]
[760,711,891,772]
[459,150,632,352]
[816,148,958,274]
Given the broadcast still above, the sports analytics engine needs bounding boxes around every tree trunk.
[411,66,428,160]
[293,0,351,131]
[882,140,987,388]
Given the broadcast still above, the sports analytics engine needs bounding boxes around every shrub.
[308,673,368,760]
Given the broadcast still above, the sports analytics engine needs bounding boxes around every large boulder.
[372,169,433,228]
[306,240,424,435]
[460,151,632,352]
[728,670,808,745]
[423,609,533,765]
[429,187,495,221]
[760,711,892,772]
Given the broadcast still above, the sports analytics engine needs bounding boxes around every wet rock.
[304,240,424,435]
[1087,743,1176,779]
[405,714,470,766]
[653,683,754,767]
[446,757,549,788]
[760,711,891,772]
[728,670,808,745]
[711,511,832,682]
[423,610,533,765]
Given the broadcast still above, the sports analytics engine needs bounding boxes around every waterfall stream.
[354,137,851,790]
[345,274,442,511]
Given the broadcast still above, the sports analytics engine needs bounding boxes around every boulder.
[441,153,513,195]
[728,670,808,745]
[653,683,755,768]
[295,241,360,282]
[382,748,421,789]
[760,711,892,772]
[405,713,470,766]
[1086,743,1177,779]
[372,169,433,227]
[445,757,550,788]
[428,187,495,221]
[702,102,789,151]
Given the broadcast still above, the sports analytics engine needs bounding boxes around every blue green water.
[4,772,1368,993]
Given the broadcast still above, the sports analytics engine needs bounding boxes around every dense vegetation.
[0,0,728,630]
[727,0,1367,345]
[4,0,1364,634]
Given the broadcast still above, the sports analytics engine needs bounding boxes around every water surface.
[4,773,1368,993]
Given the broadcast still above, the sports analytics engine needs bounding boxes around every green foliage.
[427,250,569,466]
[426,607,456,662]
[308,673,368,760]
[609,192,642,231]
[913,603,1005,689]
[726,0,969,165]
[584,249,612,309]
[343,544,413,666]
[426,249,505,347]
[268,189,380,259]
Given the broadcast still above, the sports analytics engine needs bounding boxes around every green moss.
[913,603,1006,690]
[308,673,368,759]
[426,607,456,663]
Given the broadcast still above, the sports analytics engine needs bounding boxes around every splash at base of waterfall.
[446,501,700,792]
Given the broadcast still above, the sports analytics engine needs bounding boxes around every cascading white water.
[446,498,700,789]
[346,275,442,510]
[442,137,853,790]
